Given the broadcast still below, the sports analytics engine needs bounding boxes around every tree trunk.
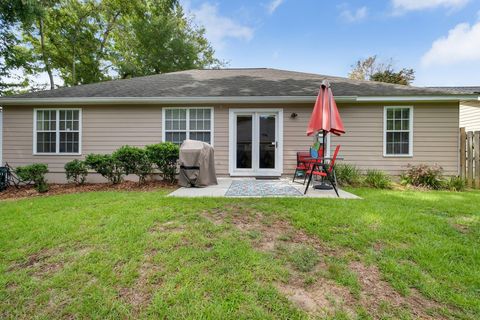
[72,47,76,85]
[72,29,76,85]
[39,18,54,90]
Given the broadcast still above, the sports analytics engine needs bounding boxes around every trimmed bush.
[64,160,88,185]
[445,176,466,192]
[335,163,363,186]
[402,164,444,189]
[146,142,179,183]
[364,170,391,189]
[113,145,152,184]
[15,163,49,192]
[85,154,125,184]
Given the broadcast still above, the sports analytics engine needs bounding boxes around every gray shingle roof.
[3,68,465,99]
[428,87,480,94]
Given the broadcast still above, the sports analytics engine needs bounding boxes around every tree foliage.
[0,0,42,94]
[0,0,222,95]
[370,69,415,86]
[348,55,415,85]
[111,1,220,78]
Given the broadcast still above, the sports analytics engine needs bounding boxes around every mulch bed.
[0,180,177,201]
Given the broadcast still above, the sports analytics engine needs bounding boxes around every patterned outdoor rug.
[225,180,303,197]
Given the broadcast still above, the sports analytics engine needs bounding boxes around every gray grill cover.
[178,140,217,187]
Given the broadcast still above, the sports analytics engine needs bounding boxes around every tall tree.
[111,1,221,78]
[370,69,415,86]
[349,55,415,85]
[0,0,222,94]
[348,55,379,81]
[0,0,42,94]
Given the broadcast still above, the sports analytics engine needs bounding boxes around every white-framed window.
[384,106,413,157]
[162,107,214,145]
[34,108,82,155]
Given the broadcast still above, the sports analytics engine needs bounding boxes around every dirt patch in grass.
[278,278,356,316]
[349,261,447,319]
[0,180,176,201]
[8,248,58,270]
[203,205,451,319]
[118,250,163,316]
[118,221,177,316]
[450,216,479,234]
[149,221,185,234]
[8,246,91,279]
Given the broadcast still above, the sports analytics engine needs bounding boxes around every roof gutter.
[356,95,480,102]
[0,95,478,105]
[0,96,354,105]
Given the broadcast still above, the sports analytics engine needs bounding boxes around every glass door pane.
[259,114,276,169]
[236,115,253,169]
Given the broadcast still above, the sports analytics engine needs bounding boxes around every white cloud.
[188,2,254,50]
[422,21,480,66]
[392,0,469,12]
[340,6,368,23]
[267,0,284,14]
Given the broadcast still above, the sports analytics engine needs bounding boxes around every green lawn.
[0,188,479,319]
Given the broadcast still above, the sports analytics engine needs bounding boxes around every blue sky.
[183,0,480,86]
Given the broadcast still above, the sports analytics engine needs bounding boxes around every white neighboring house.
[460,102,480,132]
[430,87,480,132]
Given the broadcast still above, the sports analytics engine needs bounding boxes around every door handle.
[271,141,278,148]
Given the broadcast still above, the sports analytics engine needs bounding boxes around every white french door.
[229,109,283,176]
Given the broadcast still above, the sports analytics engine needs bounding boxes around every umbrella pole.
[322,130,326,159]
[314,130,333,190]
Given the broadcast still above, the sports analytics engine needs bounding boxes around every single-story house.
[0,68,479,183]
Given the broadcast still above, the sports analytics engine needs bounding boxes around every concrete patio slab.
[168,178,360,199]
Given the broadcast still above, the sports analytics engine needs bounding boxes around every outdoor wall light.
[290,112,298,118]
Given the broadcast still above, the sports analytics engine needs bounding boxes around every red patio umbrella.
[306,80,345,159]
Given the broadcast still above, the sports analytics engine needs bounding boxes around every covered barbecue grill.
[178,140,217,187]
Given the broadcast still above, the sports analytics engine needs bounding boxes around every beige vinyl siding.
[2,102,459,182]
[3,105,162,180]
[331,103,459,175]
[212,105,229,175]
[280,102,459,176]
[214,102,459,176]
[460,102,480,132]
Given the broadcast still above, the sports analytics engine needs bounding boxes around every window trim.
[383,106,413,158]
[33,108,82,155]
[162,107,214,146]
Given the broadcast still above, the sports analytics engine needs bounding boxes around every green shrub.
[15,163,49,192]
[146,142,179,183]
[64,160,88,185]
[113,145,152,184]
[85,154,124,184]
[402,164,444,189]
[445,176,466,192]
[335,163,363,186]
[364,170,391,189]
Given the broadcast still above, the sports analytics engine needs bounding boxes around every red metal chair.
[292,152,310,184]
[304,145,341,197]
[293,147,323,185]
